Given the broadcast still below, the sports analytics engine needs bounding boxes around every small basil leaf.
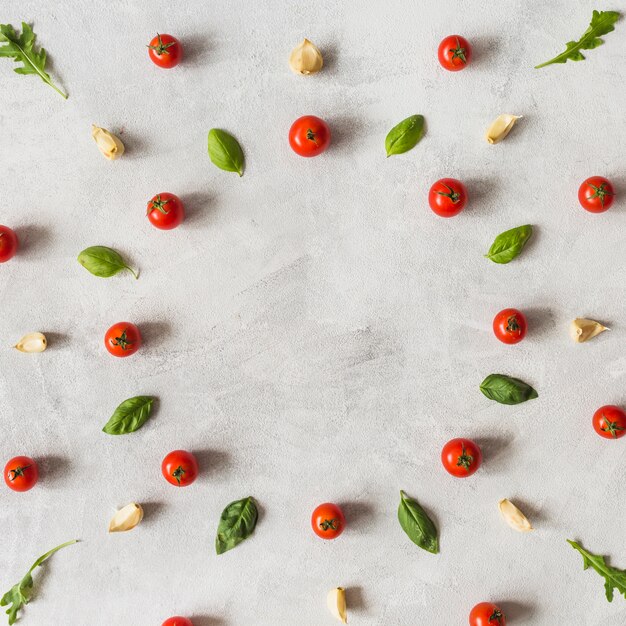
[385,115,425,157]
[480,374,538,405]
[208,129,244,176]
[485,225,533,264]
[102,396,155,435]
[398,490,439,554]
[216,496,258,555]
[77,246,138,279]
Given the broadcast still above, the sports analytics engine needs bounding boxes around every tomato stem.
[586,182,614,209]
[456,444,474,470]
[489,609,504,624]
[435,183,461,203]
[319,518,338,531]
[172,465,186,485]
[8,465,31,481]
[601,414,625,438]
[306,129,319,146]
[450,37,468,64]
[112,330,133,351]
[147,33,176,56]
[506,316,520,332]
[148,195,170,215]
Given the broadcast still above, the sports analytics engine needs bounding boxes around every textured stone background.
[1,1,625,625]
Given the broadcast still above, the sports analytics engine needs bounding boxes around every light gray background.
[1,1,625,625]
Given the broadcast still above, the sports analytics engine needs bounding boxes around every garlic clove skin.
[108,503,144,533]
[485,114,522,144]
[499,499,533,532]
[92,124,125,160]
[14,332,47,353]
[327,587,347,623]
[570,318,609,343]
[289,38,323,75]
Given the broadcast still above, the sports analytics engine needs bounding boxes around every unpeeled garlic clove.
[485,114,522,144]
[289,38,323,75]
[499,498,533,532]
[570,318,609,343]
[327,587,347,623]
[92,124,125,160]
[108,503,144,533]
[14,332,47,353]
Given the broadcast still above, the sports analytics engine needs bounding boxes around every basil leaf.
[535,11,620,69]
[102,396,155,435]
[485,225,532,264]
[480,374,538,405]
[398,490,439,554]
[208,129,244,176]
[567,539,626,602]
[77,246,138,279]
[385,115,425,157]
[215,496,258,555]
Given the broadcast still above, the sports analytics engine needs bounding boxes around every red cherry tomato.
[592,405,626,439]
[441,438,482,477]
[311,502,345,539]
[4,456,38,492]
[162,450,198,487]
[289,115,331,157]
[469,602,506,626]
[148,33,182,69]
[0,225,18,263]
[492,308,527,344]
[162,618,193,626]
[438,35,472,71]
[578,176,615,213]
[147,193,185,230]
[428,178,467,217]
[104,322,141,357]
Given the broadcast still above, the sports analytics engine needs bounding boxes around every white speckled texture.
[1,1,625,625]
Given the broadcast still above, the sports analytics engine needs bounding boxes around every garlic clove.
[327,587,347,623]
[289,38,323,75]
[570,318,609,343]
[92,124,125,160]
[108,503,144,533]
[498,499,533,532]
[14,332,47,353]
[485,114,522,144]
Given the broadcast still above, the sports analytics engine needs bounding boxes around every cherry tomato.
[0,225,18,263]
[104,322,141,358]
[438,35,472,71]
[162,618,193,626]
[428,178,467,217]
[147,193,185,230]
[441,438,482,477]
[162,450,198,487]
[311,502,345,539]
[492,308,527,345]
[289,115,331,157]
[578,176,615,213]
[4,456,38,492]
[148,33,182,69]
[469,602,507,626]
[592,405,626,439]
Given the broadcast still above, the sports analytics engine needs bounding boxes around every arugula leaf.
[535,11,620,69]
[0,22,67,98]
[1,540,77,625]
[567,540,626,602]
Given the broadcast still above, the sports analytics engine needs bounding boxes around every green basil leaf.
[385,115,425,157]
[480,374,538,405]
[208,129,244,176]
[102,396,155,435]
[485,225,533,264]
[567,539,626,602]
[77,246,138,279]
[398,490,439,554]
[215,496,258,555]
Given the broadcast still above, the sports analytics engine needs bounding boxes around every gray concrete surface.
[1,1,625,624]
